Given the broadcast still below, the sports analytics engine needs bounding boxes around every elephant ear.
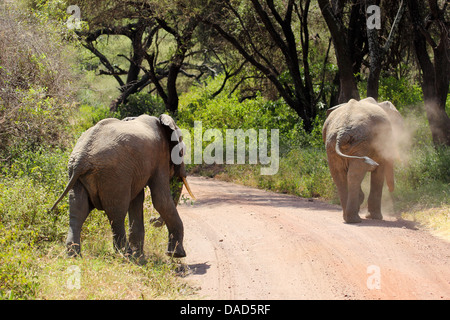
[326,103,344,117]
[360,97,378,105]
[378,101,404,129]
[159,114,182,143]
[159,114,178,131]
[378,101,400,115]
[159,114,185,164]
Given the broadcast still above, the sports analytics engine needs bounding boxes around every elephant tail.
[49,171,81,212]
[335,137,379,171]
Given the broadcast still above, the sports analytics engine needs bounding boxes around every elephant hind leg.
[108,214,130,255]
[345,160,367,223]
[367,165,384,220]
[128,190,145,258]
[327,153,349,218]
[67,181,92,257]
[105,202,131,255]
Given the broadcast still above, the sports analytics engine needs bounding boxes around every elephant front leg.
[345,161,367,223]
[149,178,183,228]
[150,176,186,258]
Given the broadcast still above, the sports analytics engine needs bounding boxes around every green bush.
[177,75,323,154]
[0,145,71,299]
[0,224,39,299]
[117,92,166,119]
[0,151,69,244]
[219,147,335,200]
[378,76,423,109]
[394,145,450,210]
[75,104,113,132]
[358,75,423,110]
[0,5,76,162]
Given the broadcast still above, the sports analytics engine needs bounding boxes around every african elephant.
[322,97,403,223]
[50,114,195,258]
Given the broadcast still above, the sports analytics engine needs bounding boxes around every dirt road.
[178,176,450,300]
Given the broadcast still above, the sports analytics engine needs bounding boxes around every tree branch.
[82,42,125,87]
[383,0,406,53]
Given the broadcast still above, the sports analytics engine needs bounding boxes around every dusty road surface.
[178,176,450,300]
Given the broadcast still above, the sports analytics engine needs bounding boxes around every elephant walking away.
[322,98,404,223]
[50,114,195,258]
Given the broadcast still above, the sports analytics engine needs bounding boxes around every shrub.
[177,75,323,155]
[0,5,76,162]
[394,145,450,210]
[117,92,166,119]
[358,75,423,110]
[0,224,39,299]
[378,76,423,109]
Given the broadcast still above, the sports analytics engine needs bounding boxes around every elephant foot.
[344,214,362,224]
[150,216,165,228]
[130,253,147,265]
[113,242,132,257]
[166,240,186,258]
[166,249,186,258]
[366,212,383,220]
[67,242,82,257]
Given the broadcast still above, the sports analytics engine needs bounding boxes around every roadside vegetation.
[0,4,192,299]
[0,1,448,299]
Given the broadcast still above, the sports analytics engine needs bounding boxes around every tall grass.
[0,148,194,299]
[0,4,194,297]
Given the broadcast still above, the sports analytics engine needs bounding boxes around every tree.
[407,0,450,146]
[317,0,363,103]
[74,0,209,114]
[199,0,334,131]
[364,0,406,99]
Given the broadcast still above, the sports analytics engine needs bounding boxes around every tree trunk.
[407,0,450,146]
[318,0,360,103]
[365,0,406,101]
[366,25,382,100]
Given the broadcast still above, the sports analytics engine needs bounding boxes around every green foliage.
[359,75,423,109]
[254,147,334,199]
[395,145,450,210]
[117,92,166,119]
[177,75,323,153]
[0,224,39,299]
[74,104,113,131]
[378,76,423,109]
[0,147,70,299]
[0,4,76,161]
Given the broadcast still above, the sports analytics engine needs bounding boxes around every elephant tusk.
[182,177,196,200]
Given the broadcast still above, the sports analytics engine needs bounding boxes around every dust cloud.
[362,103,427,216]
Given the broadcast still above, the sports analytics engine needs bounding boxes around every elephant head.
[159,114,195,204]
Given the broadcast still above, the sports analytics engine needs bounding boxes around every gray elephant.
[322,97,403,223]
[50,114,195,258]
